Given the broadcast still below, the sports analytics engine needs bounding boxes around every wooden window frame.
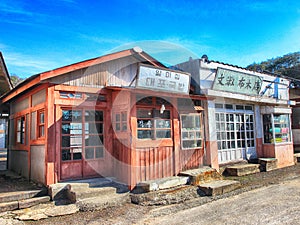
[114,111,127,132]
[180,113,204,150]
[37,110,45,139]
[16,116,25,144]
[61,109,105,162]
[136,107,172,140]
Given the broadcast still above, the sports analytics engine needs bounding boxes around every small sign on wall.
[136,64,190,94]
[213,67,263,96]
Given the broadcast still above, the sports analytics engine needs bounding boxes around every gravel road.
[142,177,300,225]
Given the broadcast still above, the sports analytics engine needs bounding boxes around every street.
[141,177,300,225]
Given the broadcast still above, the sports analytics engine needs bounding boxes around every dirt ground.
[22,163,300,225]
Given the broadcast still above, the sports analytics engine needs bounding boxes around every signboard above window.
[136,64,190,94]
[212,68,263,96]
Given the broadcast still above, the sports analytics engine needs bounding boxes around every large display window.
[263,114,291,144]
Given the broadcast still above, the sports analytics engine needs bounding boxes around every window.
[263,114,291,143]
[60,92,82,99]
[17,116,25,144]
[180,113,203,149]
[61,109,104,161]
[37,111,45,138]
[137,109,171,139]
[84,110,104,160]
[216,113,255,150]
[114,111,127,132]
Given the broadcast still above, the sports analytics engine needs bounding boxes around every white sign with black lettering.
[136,65,190,94]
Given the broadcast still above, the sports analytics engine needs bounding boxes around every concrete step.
[225,164,260,176]
[0,196,51,213]
[134,176,189,193]
[19,196,51,209]
[48,182,117,203]
[294,153,300,164]
[258,158,277,171]
[198,180,240,196]
[76,192,130,211]
[0,190,44,203]
[70,186,117,201]
[178,166,223,185]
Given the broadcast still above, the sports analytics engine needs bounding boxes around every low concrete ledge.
[179,167,223,185]
[225,164,260,176]
[19,196,51,209]
[259,158,277,172]
[198,180,240,196]
[294,153,300,164]
[134,176,189,193]
[0,201,18,212]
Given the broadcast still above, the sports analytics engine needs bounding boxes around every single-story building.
[1,47,210,189]
[175,56,295,169]
[0,52,13,164]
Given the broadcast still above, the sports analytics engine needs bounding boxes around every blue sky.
[1,0,300,78]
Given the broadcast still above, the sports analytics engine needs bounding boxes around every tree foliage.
[10,74,24,87]
[246,52,300,80]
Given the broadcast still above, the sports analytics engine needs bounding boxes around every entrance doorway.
[215,104,255,163]
[60,109,105,180]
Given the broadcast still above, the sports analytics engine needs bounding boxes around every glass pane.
[156,130,171,139]
[95,147,104,158]
[115,114,120,122]
[154,110,170,119]
[85,123,103,134]
[39,126,45,137]
[62,110,82,122]
[62,123,82,135]
[155,120,171,128]
[138,130,152,139]
[137,109,152,118]
[116,123,120,131]
[122,123,127,131]
[85,135,103,146]
[73,152,82,160]
[138,119,152,128]
[85,111,103,122]
[39,112,45,123]
[62,149,71,161]
[121,112,127,121]
[62,136,82,147]
[85,147,94,159]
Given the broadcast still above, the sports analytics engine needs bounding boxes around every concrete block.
[259,158,277,171]
[135,176,188,193]
[0,190,42,203]
[179,167,223,185]
[198,180,240,196]
[226,164,260,176]
[18,196,51,209]
[294,153,300,164]
[0,201,18,212]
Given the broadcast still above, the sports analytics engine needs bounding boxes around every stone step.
[0,196,51,213]
[48,182,117,203]
[258,158,277,171]
[19,196,51,209]
[76,192,130,211]
[198,180,240,196]
[0,190,44,203]
[134,176,189,193]
[70,186,117,201]
[178,166,223,185]
[225,164,260,176]
[294,153,300,164]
